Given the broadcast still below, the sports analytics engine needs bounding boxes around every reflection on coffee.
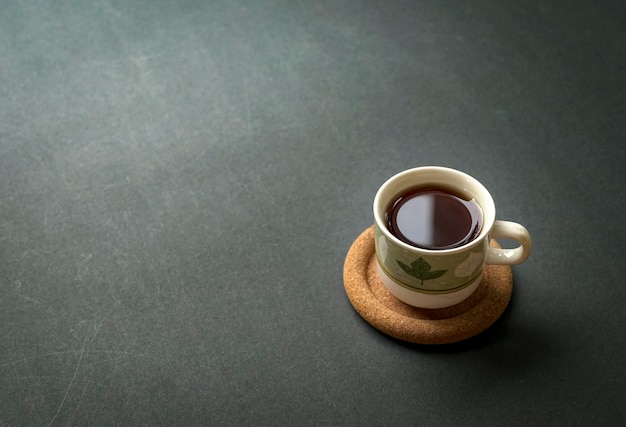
[385,186,482,250]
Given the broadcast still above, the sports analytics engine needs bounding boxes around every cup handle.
[485,220,532,265]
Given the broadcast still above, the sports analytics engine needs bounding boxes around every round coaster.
[343,226,513,344]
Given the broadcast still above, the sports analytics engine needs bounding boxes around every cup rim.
[373,166,496,255]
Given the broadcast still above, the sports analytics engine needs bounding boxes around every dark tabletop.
[1,0,625,425]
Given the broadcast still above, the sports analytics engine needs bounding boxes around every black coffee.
[385,186,482,250]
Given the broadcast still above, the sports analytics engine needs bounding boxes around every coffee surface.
[386,187,482,250]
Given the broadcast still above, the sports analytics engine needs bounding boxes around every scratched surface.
[1,0,625,425]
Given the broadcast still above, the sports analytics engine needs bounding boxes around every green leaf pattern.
[396,257,448,287]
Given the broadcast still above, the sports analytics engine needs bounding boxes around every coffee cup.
[373,166,531,309]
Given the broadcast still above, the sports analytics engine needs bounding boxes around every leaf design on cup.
[396,257,448,287]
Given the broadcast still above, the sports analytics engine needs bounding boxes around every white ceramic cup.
[373,166,531,309]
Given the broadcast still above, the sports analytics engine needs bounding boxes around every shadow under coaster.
[343,226,513,344]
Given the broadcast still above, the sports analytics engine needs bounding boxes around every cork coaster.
[343,226,513,345]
